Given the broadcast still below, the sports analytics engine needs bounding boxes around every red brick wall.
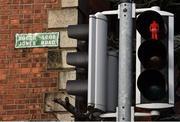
[0,0,60,120]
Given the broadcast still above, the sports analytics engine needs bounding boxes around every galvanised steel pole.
[118,0,133,121]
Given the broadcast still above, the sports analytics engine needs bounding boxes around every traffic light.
[135,10,174,109]
[66,24,89,120]
[66,15,119,120]
[88,13,118,113]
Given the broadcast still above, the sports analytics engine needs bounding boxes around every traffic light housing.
[88,13,118,113]
[66,24,89,120]
[136,10,174,109]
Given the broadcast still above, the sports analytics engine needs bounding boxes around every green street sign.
[15,32,59,48]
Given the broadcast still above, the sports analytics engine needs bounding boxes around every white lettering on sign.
[15,32,59,48]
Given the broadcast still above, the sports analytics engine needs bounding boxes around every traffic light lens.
[137,70,166,101]
[136,10,166,40]
[138,41,166,69]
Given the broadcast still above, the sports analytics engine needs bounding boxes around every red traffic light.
[149,20,159,40]
[136,10,167,40]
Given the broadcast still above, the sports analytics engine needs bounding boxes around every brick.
[0,74,6,80]
[0,0,11,4]
[44,91,75,112]
[61,0,78,8]
[48,8,78,28]
[22,9,33,14]
[29,99,37,103]
[27,104,41,110]
[32,24,44,32]
[31,77,56,83]
[6,110,29,115]
[31,88,54,93]
[34,0,43,3]
[11,9,20,15]
[32,48,46,54]
[3,105,17,110]
[0,10,11,15]
[2,116,16,121]
[0,69,8,74]
[12,0,20,4]
[4,94,26,99]
[15,99,29,104]
[19,84,27,88]
[58,70,76,89]
[60,30,77,48]
[10,19,20,25]
[29,82,55,88]
[14,115,31,120]
[2,99,14,104]
[6,89,27,94]
[20,19,33,24]
[0,111,6,115]
[31,68,41,73]
[20,68,31,74]
[46,0,58,3]
[21,0,34,4]
[17,105,26,109]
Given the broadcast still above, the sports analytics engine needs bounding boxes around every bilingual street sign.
[15,32,59,48]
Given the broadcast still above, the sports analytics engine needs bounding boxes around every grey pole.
[118,0,133,121]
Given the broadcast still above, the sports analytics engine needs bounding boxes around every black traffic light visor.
[136,10,167,40]
[67,24,89,40]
